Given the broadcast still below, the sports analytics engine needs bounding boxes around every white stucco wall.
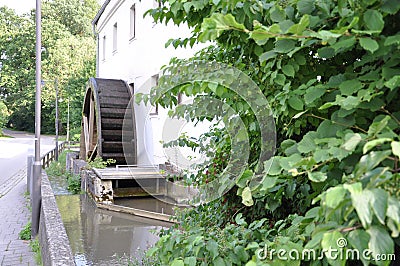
[94,0,207,166]
[96,0,197,83]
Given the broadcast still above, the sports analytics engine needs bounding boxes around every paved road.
[0,130,56,265]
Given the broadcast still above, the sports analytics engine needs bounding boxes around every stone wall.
[39,172,75,266]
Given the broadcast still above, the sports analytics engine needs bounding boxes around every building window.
[102,35,106,60]
[130,5,136,39]
[113,23,118,52]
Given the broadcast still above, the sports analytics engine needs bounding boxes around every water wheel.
[79,78,137,165]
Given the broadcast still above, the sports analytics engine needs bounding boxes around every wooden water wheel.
[80,78,137,165]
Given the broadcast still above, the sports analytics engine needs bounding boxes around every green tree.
[143,0,400,265]
[0,1,98,135]
[0,100,9,134]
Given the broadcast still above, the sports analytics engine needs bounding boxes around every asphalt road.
[0,129,56,195]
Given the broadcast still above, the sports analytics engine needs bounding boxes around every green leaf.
[297,132,317,153]
[307,171,327,182]
[363,138,392,154]
[347,230,370,265]
[355,151,391,178]
[324,186,347,209]
[369,188,388,225]
[270,6,286,22]
[213,257,226,266]
[206,239,219,259]
[344,183,373,228]
[236,169,253,188]
[359,37,379,53]
[261,176,277,190]
[235,213,247,226]
[184,257,197,266]
[274,74,286,85]
[293,110,308,119]
[381,0,400,14]
[250,23,281,45]
[368,116,391,137]
[288,96,304,110]
[367,226,394,265]
[282,65,295,77]
[304,86,326,104]
[242,186,254,206]
[342,133,362,151]
[386,197,400,231]
[287,14,310,35]
[339,80,363,96]
[341,95,360,110]
[384,35,400,46]
[391,141,400,157]
[200,13,246,41]
[348,229,370,252]
[384,75,400,90]
[317,47,335,59]
[265,157,282,175]
[321,231,346,263]
[363,10,384,33]
[215,85,225,97]
[332,36,356,52]
[171,259,185,266]
[297,0,315,14]
[221,13,246,30]
[259,51,276,63]
[234,245,249,262]
[311,30,341,42]
[274,39,296,53]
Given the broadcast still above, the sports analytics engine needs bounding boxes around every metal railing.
[41,141,66,168]
[40,141,79,169]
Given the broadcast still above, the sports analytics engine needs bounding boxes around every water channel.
[49,175,174,265]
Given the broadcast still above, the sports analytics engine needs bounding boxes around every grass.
[30,238,43,265]
[46,150,82,194]
[19,222,43,264]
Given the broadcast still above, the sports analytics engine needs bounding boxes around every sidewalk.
[0,168,36,265]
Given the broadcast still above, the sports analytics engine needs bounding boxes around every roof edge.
[92,0,111,28]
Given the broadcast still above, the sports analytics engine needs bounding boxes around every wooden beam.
[88,95,95,151]
[83,116,90,159]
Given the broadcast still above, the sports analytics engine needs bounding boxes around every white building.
[92,0,206,166]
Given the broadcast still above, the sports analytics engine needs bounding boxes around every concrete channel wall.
[39,172,75,266]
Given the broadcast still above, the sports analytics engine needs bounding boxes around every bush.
[142,0,400,265]
[47,150,81,194]
[19,221,31,240]
[67,173,81,194]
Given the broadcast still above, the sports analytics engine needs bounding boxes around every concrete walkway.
[0,168,36,265]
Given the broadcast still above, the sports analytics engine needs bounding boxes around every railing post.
[27,155,34,194]
[55,78,59,161]
[32,0,42,238]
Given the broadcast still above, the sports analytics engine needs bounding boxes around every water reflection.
[56,194,172,265]
[114,197,177,216]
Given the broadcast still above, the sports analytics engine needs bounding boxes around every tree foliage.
[0,0,98,135]
[0,100,8,133]
[143,0,400,265]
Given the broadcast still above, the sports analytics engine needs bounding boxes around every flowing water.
[49,175,174,265]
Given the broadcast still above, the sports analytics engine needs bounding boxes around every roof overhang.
[92,0,111,28]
